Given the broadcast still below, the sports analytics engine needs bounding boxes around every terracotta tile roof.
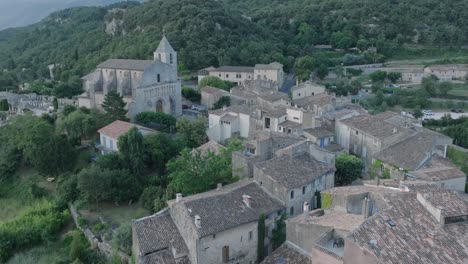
[409,154,466,181]
[98,120,154,139]
[341,111,413,139]
[200,86,230,96]
[303,127,334,138]
[346,187,468,264]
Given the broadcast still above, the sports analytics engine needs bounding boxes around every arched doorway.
[156,99,163,112]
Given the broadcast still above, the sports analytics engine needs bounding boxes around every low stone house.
[97,120,155,153]
[372,131,464,191]
[254,152,336,217]
[207,105,257,143]
[291,81,326,100]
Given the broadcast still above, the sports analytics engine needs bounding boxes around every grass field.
[448,85,468,97]
[0,167,47,223]
[80,202,148,229]
[6,239,64,264]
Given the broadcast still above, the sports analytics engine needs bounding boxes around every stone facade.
[79,36,182,119]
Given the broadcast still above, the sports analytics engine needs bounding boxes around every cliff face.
[0,0,142,30]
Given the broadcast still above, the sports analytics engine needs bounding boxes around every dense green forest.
[1,0,468,95]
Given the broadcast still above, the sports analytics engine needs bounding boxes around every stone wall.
[69,203,130,263]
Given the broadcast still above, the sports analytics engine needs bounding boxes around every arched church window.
[157,74,161,83]
[170,53,173,64]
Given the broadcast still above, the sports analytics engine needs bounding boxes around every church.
[78,35,182,118]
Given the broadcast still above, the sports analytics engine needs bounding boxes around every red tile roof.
[98,120,154,139]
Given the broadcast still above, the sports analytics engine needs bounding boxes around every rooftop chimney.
[303,202,310,220]
[217,183,223,191]
[223,105,227,111]
[362,197,371,218]
[194,215,202,229]
[243,194,253,208]
[176,193,183,202]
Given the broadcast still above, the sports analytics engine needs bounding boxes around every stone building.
[97,120,155,153]
[291,81,326,100]
[372,131,465,191]
[254,152,336,217]
[207,105,257,143]
[264,184,468,264]
[199,62,285,88]
[78,35,182,118]
[133,179,285,264]
[424,64,468,81]
[335,111,416,167]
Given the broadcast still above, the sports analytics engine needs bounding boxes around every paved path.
[422,112,468,120]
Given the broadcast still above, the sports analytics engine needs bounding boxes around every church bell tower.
[154,34,178,70]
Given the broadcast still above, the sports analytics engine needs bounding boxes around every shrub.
[134,112,176,132]
[321,193,333,209]
[112,224,132,255]
[139,186,165,213]
[182,87,201,102]
[0,201,70,262]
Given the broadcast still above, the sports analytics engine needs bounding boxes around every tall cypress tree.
[257,213,266,263]
[102,91,128,121]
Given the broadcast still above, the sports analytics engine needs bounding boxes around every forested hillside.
[1,0,468,95]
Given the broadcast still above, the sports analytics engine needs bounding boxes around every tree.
[369,71,387,83]
[144,133,185,174]
[167,139,242,195]
[10,115,76,175]
[198,76,233,91]
[134,112,176,132]
[63,105,77,117]
[139,186,165,213]
[413,107,424,119]
[335,154,364,186]
[295,56,315,81]
[59,110,95,144]
[102,91,128,121]
[272,214,286,250]
[112,224,132,255]
[77,166,112,204]
[257,214,265,263]
[176,116,208,148]
[212,96,231,110]
[69,231,87,262]
[53,97,58,112]
[0,99,9,111]
[182,87,201,102]
[316,65,329,80]
[438,81,452,96]
[387,72,402,83]
[118,127,145,176]
[421,75,438,96]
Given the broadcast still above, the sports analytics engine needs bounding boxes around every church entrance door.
[156,100,163,112]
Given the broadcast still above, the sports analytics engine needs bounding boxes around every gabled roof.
[97,59,153,71]
[170,180,284,238]
[254,62,283,70]
[98,120,155,139]
[209,104,254,116]
[341,111,411,139]
[347,188,468,264]
[303,127,334,138]
[373,131,439,170]
[255,153,336,190]
[155,35,175,53]
[409,154,465,181]
[209,66,255,73]
[133,210,189,262]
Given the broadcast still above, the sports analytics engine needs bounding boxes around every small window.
[158,54,161,61]
[219,74,221,77]
[213,234,216,239]
[290,190,294,199]
[249,231,253,240]
[356,131,359,135]
[170,53,173,64]
[226,74,229,78]
[157,74,161,83]
[302,186,306,194]
[290,206,294,216]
